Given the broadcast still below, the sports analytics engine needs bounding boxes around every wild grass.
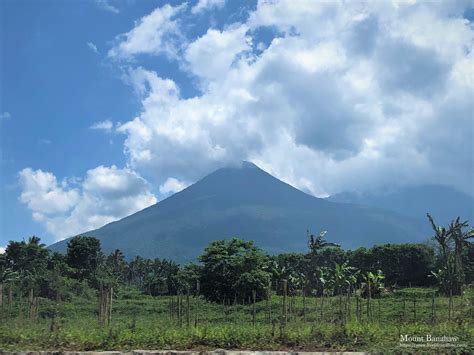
[0,287,472,352]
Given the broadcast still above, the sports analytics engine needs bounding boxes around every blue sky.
[1,0,473,250]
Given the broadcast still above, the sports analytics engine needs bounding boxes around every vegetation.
[0,215,472,351]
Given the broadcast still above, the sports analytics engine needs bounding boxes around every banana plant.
[361,270,385,298]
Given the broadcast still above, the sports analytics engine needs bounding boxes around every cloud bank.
[19,0,474,240]
[115,1,474,196]
[19,166,156,241]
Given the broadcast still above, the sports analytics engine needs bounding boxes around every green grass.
[0,287,473,352]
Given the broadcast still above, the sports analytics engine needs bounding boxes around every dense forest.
[1,214,472,306]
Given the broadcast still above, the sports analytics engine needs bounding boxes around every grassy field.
[0,287,473,352]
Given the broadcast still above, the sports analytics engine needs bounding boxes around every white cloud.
[0,112,11,120]
[87,42,99,54]
[159,177,190,195]
[185,24,251,82]
[108,4,185,60]
[95,0,119,14]
[114,0,473,197]
[90,119,113,132]
[19,166,157,241]
[191,0,226,14]
[0,246,6,254]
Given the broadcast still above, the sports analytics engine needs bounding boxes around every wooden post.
[252,289,256,326]
[413,296,417,322]
[194,297,199,328]
[378,298,381,322]
[266,281,271,323]
[8,287,12,312]
[186,288,190,327]
[320,291,325,321]
[108,287,113,326]
[356,295,359,321]
[431,292,435,323]
[449,288,453,321]
[178,293,182,327]
[98,287,103,326]
[403,297,406,322]
[303,288,306,322]
[28,288,34,320]
[367,278,371,321]
[282,279,288,330]
[169,295,172,322]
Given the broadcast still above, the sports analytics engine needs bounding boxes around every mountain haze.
[49,162,427,262]
[328,185,474,230]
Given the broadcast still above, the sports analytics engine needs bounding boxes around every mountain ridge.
[49,162,428,262]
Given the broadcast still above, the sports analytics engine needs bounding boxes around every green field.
[0,287,472,352]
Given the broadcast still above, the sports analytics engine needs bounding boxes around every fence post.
[413,296,417,322]
[303,288,306,322]
[252,289,256,326]
[267,281,271,323]
[186,287,190,327]
[431,292,435,323]
[282,279,288,331]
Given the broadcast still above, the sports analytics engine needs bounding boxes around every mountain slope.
[49,162,427,262]
[328,185,474,229]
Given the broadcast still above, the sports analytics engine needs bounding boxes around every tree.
[66,236,102,282]
[428,214,473,295]
[427,213,450,264]
[307,230,340,254]
[106,249,126,282]
[447,217,473,294]
[199,238,270,302]
[4,236,48,275]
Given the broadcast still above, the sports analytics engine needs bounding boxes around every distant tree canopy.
[348,244,435,287]
[66,236,102,281]
[199,238,270,302]
[0,215,471,303]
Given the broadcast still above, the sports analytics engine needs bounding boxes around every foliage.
[199,238,270,302]
[428,214,473,295]
[66,236,102,283]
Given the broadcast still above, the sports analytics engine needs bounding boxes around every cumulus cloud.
[185,25,252,82]
[0,246,6,254]
[108,4,186,60]
[90,120,113,132]
[19,166,156,241]
[114,0,473,196]
[191,0,226,14]
[159,177,190,195]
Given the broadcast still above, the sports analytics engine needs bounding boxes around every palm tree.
[448,217,473,293]
[427,213,450,263]
[307,230,340,253]
[0,262,19,309]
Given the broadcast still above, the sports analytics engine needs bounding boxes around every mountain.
[328,185,474,230]
[49,162,428,262]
